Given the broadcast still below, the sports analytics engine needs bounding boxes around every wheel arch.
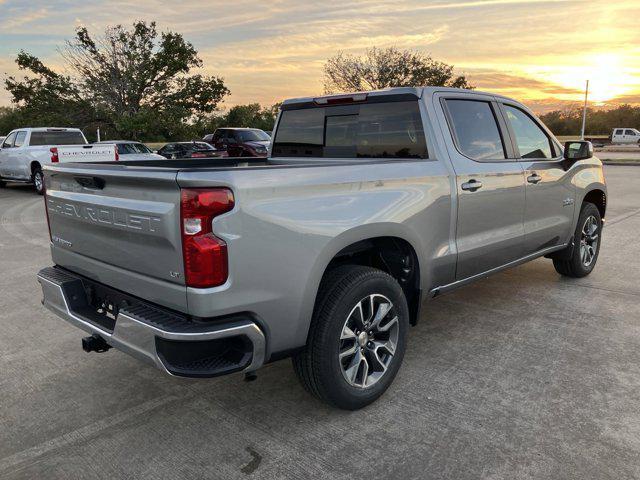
[30,160,42,176]
[582,188,607,220]
[299,224,424,347]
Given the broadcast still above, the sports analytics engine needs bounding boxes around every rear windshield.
[30,131,86,146]
[272,101,427,159]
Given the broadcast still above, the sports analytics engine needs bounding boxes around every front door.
[226,131,242,156]
[500,103,576,254]
[438,95,526,280]
[0,132,17,177]
[10,131,28,179]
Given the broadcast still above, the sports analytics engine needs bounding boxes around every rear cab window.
[30,130,86,146]
[272,100,427,159]
[444,99,506,161]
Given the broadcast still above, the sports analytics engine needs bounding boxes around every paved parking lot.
[1,165,639,480]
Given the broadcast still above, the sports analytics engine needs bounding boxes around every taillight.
[180,188,234,288]
[115,148,119,161]
[191,152,207,158]
[50,147,59,163]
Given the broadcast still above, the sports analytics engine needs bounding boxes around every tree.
[323,47,472,94]
[4,21,229,140]
[221,103,278,131]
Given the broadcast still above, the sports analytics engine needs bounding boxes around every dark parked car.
[157,141,227,159]
[203,128,270,157]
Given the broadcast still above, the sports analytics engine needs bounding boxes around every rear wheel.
[293,265,409,410]
[32,167,44,195]
[553,202,602,277]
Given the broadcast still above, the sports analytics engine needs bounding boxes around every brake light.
[50,147,59,163]
[191,152,207,158]
[180,188,234,288]
[314,93,368,105]
[115,148,119,161]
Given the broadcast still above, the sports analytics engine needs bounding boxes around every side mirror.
[564,141,593,161]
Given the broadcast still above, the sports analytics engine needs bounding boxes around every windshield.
[237,130,270,142]
[116,143,153,154]
[190,142,214,151]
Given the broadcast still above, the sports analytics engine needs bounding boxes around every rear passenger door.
[499,103,575,255]
[625,129,639,144]
[437,93,526,280]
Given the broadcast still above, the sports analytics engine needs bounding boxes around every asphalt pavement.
[1,165,639,479]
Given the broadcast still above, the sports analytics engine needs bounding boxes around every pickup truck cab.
[0,127,118,194]
[37,87,606,409]
[611,128,640,145]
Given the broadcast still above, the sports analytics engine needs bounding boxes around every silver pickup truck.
[37,87,606,409]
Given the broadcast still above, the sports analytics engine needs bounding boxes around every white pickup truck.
[0,127,118,194]
[611,128,640,145]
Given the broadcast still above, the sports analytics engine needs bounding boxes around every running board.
[429,244,566,297]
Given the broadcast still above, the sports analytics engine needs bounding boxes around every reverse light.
[50,147,59,163]
[180,188,234,288]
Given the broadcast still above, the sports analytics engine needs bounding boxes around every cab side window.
[14,131,27,148]
[614,129,624,135]
[2,132,16,148]
[625,130,636,136]
[444,99,506,161]
[504,105,553,159]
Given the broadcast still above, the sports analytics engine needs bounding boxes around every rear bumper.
[37,267,266,377]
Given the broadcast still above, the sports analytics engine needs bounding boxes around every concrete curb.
[602,161,640,166]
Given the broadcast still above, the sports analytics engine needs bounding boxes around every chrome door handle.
[527,173,542,184]
[461,179,483,192]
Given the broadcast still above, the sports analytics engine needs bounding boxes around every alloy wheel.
[339,294,399,389]
[34,171,43,193]
[580,215,599,267]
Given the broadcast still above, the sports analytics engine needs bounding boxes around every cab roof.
[281,86,518,108]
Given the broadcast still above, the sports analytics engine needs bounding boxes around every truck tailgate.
[44,164,187,311]
[57,144,118,163]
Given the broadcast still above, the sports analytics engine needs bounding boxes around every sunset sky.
[0,0,639,114]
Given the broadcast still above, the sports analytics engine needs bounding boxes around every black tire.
[293,265,409,410]
[0,178,6,188]
[553,202,602,278]
[32,167,44,195]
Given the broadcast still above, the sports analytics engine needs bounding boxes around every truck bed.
[113,157,271,169]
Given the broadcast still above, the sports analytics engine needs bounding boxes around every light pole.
[580,80,589,140]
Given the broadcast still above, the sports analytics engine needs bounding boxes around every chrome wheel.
[580,215,599,267]
[339,294,399,389]
[34,171,43,192]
